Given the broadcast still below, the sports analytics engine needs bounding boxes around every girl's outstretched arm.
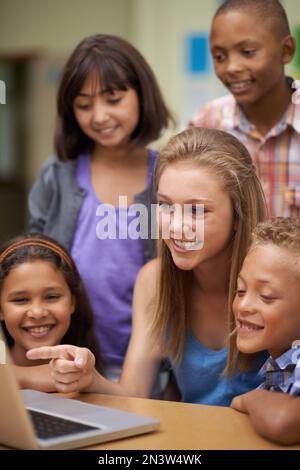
[27,259,162,398]
[14,363,55,392]
[231,389,300,445]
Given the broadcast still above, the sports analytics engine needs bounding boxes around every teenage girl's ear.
[281,35,296,64]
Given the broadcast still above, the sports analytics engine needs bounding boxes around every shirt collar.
[286,101,300,133]
[230,77,300,137]
[260,346,299,375]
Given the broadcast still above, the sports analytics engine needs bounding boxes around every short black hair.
[214,0,290,39]
[55,34,174,161]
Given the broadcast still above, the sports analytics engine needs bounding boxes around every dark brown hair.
[0,233,102,371]
[55,34,173,161]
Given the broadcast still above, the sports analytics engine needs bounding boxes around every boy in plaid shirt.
[190,0,300,217]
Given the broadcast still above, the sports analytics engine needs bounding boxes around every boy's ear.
[0,310,4,321]
[281,35,296,65]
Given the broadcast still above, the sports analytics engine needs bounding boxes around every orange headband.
[0,238,74,271]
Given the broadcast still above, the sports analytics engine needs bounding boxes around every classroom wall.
[131,0,222,131]
[0,0,131,54]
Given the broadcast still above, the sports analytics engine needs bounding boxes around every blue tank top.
[172,331,264,406]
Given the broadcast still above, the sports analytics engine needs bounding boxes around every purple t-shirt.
[71,151,156,366]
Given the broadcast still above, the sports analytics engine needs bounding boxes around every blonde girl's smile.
[236,318,264,335]
[171,239,204,252]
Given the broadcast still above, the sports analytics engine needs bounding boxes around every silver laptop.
[0,326,159,449]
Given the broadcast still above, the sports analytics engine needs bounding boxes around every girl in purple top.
[28,34,173,379]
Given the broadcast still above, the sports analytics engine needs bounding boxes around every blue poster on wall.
[185,33,211,75]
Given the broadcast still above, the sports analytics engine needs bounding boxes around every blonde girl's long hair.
[151,127,267,364]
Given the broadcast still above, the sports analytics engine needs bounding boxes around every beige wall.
[0,0,131,54]
[131,0,220,129]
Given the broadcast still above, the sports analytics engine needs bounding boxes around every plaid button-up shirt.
[190,86,300,217]
[258,345,300,396]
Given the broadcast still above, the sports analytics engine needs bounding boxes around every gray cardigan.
[28,157,157,263]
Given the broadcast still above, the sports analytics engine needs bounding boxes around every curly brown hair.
[251,217,300,252]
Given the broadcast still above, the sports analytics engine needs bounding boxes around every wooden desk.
[72,393,300,450]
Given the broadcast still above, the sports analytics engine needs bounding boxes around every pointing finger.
[26,344,83,364]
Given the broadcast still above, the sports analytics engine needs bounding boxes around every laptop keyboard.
[28,409,100,440]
